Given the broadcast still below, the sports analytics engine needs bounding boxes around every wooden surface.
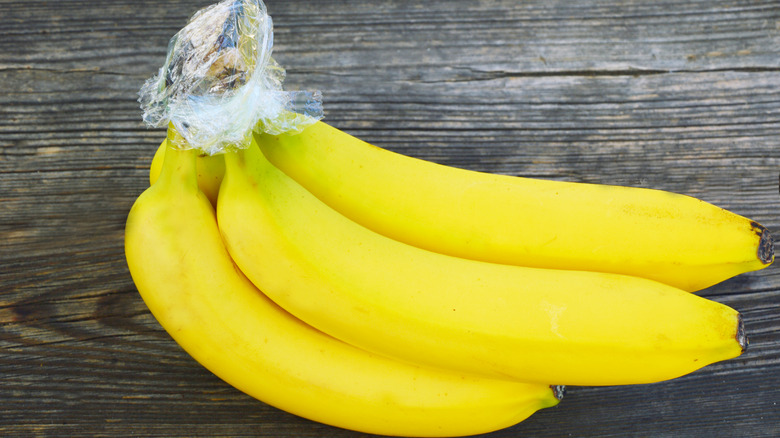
[2,0,779,436]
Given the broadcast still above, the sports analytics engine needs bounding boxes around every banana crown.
[139,0,322,155]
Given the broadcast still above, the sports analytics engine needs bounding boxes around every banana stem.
[156,124,199,191]
[222,146,243,173]
[222,138,262,183]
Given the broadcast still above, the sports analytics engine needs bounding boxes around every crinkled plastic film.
[139,0,323,155]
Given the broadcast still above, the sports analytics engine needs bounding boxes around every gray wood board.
[2,0,779,437]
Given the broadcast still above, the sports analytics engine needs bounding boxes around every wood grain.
[2,0,779,437]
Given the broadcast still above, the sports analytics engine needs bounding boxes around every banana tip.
[550,385,566,401]
[737,314,749,354]
[754,223,774,265]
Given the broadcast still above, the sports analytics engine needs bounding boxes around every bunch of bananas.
[126,120,772,436]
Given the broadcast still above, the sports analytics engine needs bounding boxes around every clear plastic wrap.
[138,0,323,155]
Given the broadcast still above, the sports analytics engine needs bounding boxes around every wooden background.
[2,0,779,436]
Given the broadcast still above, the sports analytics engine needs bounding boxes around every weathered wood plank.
[1,0,779,437]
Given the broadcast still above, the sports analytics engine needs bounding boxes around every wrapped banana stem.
[138,0,322,154]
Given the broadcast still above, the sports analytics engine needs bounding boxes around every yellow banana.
[218,138,746,386]
[254,121,773,292]
[126,132,561,437]
[149,138,225,207]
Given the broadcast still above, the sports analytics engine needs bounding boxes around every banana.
[217,137,747,386]
[254,121,773,292]
[149,138,225,207]
[126,131,562,437]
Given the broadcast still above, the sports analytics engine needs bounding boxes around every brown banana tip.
[550,385,566,401]
[737,314,749,354]
[757,226,774,265]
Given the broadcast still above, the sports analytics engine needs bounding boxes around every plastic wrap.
[138,0,323,155]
